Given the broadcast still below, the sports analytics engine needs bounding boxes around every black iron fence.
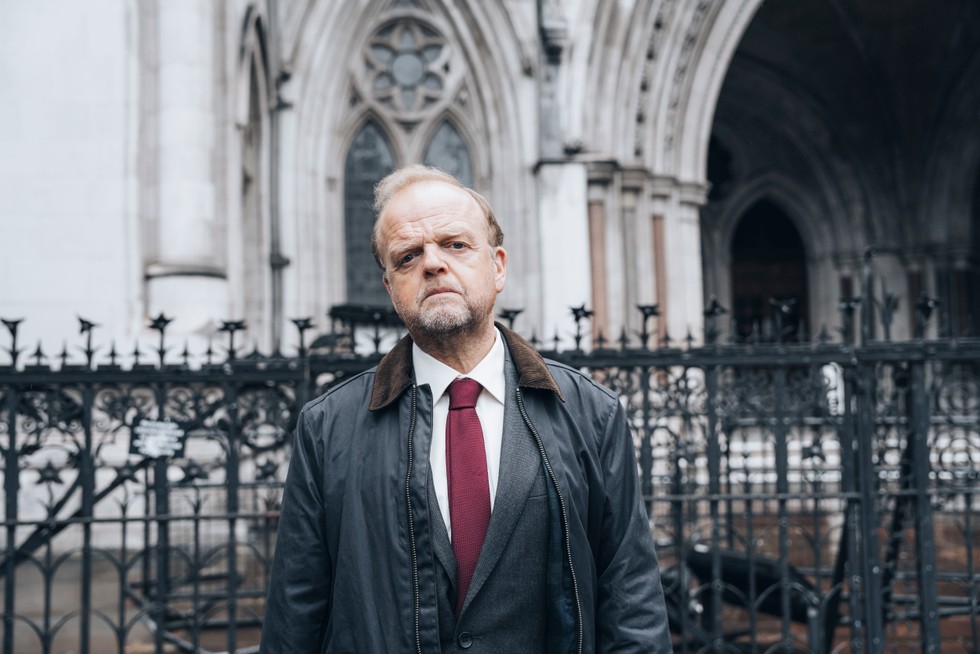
[1,260,979,653]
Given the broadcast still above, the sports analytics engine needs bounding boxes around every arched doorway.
[730,200,809,341]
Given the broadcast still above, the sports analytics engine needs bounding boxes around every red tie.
[446,378,490,615]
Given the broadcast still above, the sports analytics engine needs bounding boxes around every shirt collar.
[412,327,506,404]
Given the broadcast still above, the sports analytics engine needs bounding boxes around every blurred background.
[3,0,979,353]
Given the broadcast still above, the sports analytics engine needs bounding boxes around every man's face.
[378,181,506,339]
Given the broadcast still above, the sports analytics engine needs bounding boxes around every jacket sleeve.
[595,401,672,652]
[260,408,331,653]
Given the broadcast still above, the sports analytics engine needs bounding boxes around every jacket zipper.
[516,388,583,654]
[405,385,422,654]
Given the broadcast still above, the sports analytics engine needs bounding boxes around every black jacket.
[260,325,671,653]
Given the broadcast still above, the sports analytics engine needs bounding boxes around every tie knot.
[448,378,482,409]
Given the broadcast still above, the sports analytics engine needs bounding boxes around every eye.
[449,242,466,250]
[400,253,416,265]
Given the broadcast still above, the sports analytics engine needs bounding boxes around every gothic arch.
[703,173,828,338]
[418,112,480,184]
[230,6,275,347]
[629,0,764,182]
[920,47,980,249]
[712,60,870,256]
[339,110,403,167]
[716,176,827,268]
[728,199,810,340]
[283,0,533,318]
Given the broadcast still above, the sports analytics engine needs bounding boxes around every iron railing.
[1,255,978,653]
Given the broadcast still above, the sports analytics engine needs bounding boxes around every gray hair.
[371,164,503,270]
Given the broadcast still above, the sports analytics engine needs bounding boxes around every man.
[260,165,671,652]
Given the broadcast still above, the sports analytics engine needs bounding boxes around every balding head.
[371,165,503,270]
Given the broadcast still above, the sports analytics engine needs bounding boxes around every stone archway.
[730,200,809,342]
[699,0,980,340]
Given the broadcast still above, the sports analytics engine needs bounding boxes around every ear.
[492,246,507,293]
[382,271,392,297]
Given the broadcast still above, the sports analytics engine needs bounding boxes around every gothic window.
[423,120,472,186]
[341,7,483,308]
[730,200,809,342]
[345,122,396,306]
[366,20,448,117]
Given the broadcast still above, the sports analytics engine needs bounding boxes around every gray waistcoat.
[426,350,551,652]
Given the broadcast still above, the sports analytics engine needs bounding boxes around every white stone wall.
[0,0,143,354]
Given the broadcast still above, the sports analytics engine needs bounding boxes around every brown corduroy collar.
[368,323,564,411]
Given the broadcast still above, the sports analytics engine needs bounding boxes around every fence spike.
[570,305,592,351]
[497,308,523,331]
[595,329,607,350]
[149,313,173,366]
[291,317,314,356]
[31,340,45,367]
[2,318,23,367]
[76,316,100,368]
[219,320,246,361]
[611,327,623,351]
[914,294,939,339]
[637,304,660,349]
[132,340,142,367]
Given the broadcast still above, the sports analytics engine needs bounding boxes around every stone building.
[2,0,979,355]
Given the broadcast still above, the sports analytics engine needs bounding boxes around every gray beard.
[397,294,494,354]
[405,303,480,340]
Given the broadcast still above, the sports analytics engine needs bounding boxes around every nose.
[420,243,447,274]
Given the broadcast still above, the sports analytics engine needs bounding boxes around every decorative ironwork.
[0,255,978,652]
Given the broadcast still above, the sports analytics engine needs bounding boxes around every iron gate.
[1,282,978,652]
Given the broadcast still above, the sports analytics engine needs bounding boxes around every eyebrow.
[388,225,476,253]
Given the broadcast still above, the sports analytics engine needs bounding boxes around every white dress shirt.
[412,328,506,538]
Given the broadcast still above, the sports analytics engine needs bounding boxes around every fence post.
[704,364,723,646]
[854,248,885,651]
[640,366,653,508]
[152,385,171,654]
[79,386,95,654]
[909,358,940,650]
[226,382,241,654]
[3,388,17,654]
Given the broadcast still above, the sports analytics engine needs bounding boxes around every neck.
[411,320,496,374]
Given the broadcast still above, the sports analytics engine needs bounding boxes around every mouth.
[424,286,460,299]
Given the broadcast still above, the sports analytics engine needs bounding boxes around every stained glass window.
[345,122,396,306]
[423,120,473,187]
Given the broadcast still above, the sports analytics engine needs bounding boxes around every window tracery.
[343,4,482,307]
[367,21,448,116]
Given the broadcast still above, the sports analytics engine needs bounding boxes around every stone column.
[619,167,658,339]
[650,176,708,342]
[144,0,227,335]
[537,163,591,345]
[587,162,615,340]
